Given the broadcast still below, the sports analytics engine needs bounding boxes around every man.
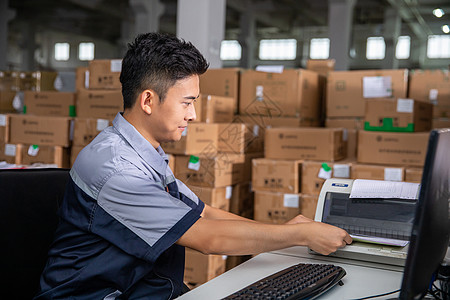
[35,32,351,299]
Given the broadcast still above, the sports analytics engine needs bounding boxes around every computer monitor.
[399,128,450,299]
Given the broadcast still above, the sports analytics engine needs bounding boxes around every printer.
[311,178,420,267]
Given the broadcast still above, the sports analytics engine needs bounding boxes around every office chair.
[0,168,70,299]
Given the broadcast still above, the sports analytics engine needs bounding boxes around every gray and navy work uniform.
[35,113,205,299]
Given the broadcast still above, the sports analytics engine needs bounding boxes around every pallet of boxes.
[326,68,434,186]
[71,60,122,165]
[236,66,344,228]
[163,67,265,288]
[2,70,73,168]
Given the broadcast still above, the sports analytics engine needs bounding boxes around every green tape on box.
[69,105,76,117]
[23,105,27,114]
[364,118,415,132]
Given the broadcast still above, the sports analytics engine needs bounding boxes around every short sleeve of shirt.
[97,165,204,261]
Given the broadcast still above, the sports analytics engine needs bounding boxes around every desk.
[177,246,404,300]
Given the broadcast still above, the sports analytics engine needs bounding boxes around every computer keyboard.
[222,263,346,300]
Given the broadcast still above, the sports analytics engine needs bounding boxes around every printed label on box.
[96,119,109,131]
[28,145,39,156]
[363,76,392,98]
[283,194,299,208]
[226,186,232,199]
[110,59,122,72]
[0,114,6,126]
[188,155,200,171]
[333,164,350,178]
[397,99,414,113]
[4,144,16,156]
[384,168,403,182]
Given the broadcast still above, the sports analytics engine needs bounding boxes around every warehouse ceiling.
[8,0,450,42]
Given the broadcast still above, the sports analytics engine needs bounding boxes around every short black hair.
[120,32,209,109]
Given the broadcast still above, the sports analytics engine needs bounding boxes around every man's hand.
[302,222,353,255]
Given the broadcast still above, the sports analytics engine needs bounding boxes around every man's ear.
[139,89,157,115]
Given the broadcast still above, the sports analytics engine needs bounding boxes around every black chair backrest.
[0,168,70,299]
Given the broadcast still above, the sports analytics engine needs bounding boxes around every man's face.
[149,75,199,145]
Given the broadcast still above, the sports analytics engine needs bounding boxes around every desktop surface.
[177,246,404,300]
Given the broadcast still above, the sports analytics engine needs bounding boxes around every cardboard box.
[306,59,335,76]
[351,163,405,181]
[432,118,450,129]
[265,127,345,161]
[9,114,72,147]
[0,91,17,113]
[163,123,261,155]
[300,194,319,220]
[76,89,123,120]
[193,94,234,124]
[75,67,89,91]
[187,185,231,211]
[301,160,352,195]
[16,144,70,168]
[24,91,76,117]
[254,191,301,224]
[405,167,423,183]
[167,153,175,172]
[357,131,429,167]
[0,114,9,142]
[226,255,252,272]
[239,69,320,118]
[199,68,240,114]
[175,153,244,188]
[88,59,122,89]
[408,69,450,106]
[184,248,227,285]
[0,142,18,164]
[251,158,302,193]
[70,144,84,167]
[325,117,365,130]
[327,69,408,117]
[162,123,219,156]
[236,114,320,129]
[73,118,111,146]
[230,182,254,218]
[0,71,19,91]
[364,98,432,132]
[19,71,58,91]
[433,105,450,118]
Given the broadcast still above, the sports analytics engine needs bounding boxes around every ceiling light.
[433,8,444,18]
[442,25,450,34]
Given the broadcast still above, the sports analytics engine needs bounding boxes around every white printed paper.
[256,85,264,100]
[363,76,392,98]
[96,119,109,131]
[350,234,409,247]
[384,168,403,182]
[283,194,299,208]
[333,164,350,178]
[397,99,414,113]
[110,59,122,72]
[350,179,420,199]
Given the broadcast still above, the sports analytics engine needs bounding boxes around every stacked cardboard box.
[71,60,123,165]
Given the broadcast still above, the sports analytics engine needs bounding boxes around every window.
[220,40,241,60]
[259,39,297,60]
[366,37,385,60]
[54,43,70,61]
[310,38,330,59]
[427,35,450,58]
[396,36,410,59]
[79,42,95,61]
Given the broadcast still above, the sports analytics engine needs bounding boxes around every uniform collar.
[112,112,168,175]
